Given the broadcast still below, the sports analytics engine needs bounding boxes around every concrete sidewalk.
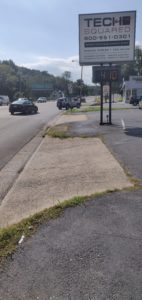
[0,114,132,228]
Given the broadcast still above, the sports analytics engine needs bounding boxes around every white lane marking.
[121,119,126,130]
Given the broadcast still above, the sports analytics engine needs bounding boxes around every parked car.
[138,99,142,109]
[0,95,9,106]
[69,97,81,109]
[56,97,81,110]
[80,96,86,103]
[129,96,141,106]
[37,97,47,103]
[56,97,69,110]
[9,98,38,115]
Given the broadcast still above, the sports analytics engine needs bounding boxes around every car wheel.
[133,102,137,106]
[66,105,70,110]
[139,106,141,109]
[30,109,35,114]
[11,111,14,115]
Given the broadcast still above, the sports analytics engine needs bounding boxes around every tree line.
[0,46,142,100]
[0,60,89,101]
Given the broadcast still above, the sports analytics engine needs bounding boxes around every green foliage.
[0,61,69,100]
[62,71,71,80]
[121,45,142,80]
[4,51,142,101]
[71,79,89,96]
[0,60,95,101]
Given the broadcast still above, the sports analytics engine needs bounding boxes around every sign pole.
[100,80,103,125]
[109,80,112,125]
[108,63,112,125]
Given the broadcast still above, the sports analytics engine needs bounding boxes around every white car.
[0,95,9,105]
[37,97,47,103]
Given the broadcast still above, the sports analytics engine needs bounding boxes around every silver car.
[138,98,142,109]
[37,97,47,103]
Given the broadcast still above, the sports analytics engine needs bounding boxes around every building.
[123,76,142,102]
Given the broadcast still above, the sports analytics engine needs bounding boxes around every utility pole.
[80,66,83,98]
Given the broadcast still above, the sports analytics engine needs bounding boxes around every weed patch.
[44,125,71,139]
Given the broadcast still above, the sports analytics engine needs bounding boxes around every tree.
[121,45,142,80]
[72,79,88,96]
[0,60,92,100]
[62,71,71,81]
[61,71,72,96]
[135,46,142,75]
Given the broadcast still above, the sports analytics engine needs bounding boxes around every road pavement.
[0,102,59,203]
[0,104,142,299]
[0,102,59,170]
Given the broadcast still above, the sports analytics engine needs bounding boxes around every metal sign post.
[109,80,112,125]
[92,65,120,125]
[100,80,103,125]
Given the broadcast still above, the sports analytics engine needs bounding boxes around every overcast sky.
[0,0,142,84]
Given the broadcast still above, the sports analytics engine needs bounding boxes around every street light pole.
[80,65,83,98]
[81,65,83,81]
[72,60,83,98]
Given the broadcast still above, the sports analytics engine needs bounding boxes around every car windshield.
[13,99,31,105]
[58,98,66,101]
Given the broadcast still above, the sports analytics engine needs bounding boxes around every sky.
[0,0,142,84]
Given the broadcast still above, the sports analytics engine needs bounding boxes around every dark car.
[9,98,38,115]
[56,97,81,110]
[56,97,69,110]
[69,97,81,109]
[129,96,141,106]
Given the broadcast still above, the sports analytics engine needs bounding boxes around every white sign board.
[79,11,136,65]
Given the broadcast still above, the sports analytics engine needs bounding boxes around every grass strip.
[65,106,134,114]
[0,191,118,263]
[0,183,140,264]
[44,124,72,139]
[0,205,63,262]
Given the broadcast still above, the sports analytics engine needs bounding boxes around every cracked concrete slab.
[0,136,132,228]
[53,114,87,125]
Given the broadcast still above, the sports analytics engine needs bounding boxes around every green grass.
[0,189,129,263]
[0,194,98,262]
[0,181,140,263]
[0,205,63,262]
[43,125,71,139]
[65,106,134,114]
[65,106,100,113]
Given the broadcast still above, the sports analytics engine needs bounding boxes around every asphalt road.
[0,102,59,170]
[1,105,142,299]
